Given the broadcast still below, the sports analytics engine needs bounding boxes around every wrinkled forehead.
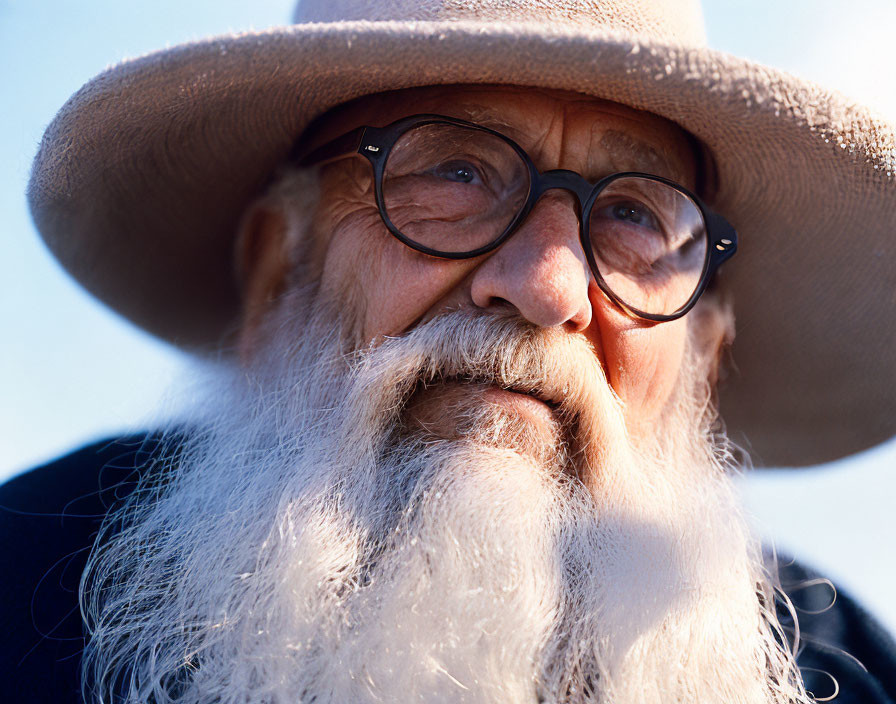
[302,84,699,185]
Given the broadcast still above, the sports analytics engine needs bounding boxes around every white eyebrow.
[599,129,684,180]
[452,105,518,133]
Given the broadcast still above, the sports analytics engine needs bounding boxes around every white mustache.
[339,308,626,472]
[352,309,607,406]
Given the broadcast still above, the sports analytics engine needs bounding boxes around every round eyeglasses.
[298,114,737,322]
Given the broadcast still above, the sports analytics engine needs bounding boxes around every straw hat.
[27,0,896,467]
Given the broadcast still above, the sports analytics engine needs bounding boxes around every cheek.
[318,207,470,343]
[605,318,687,421]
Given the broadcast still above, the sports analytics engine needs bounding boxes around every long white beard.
[82,291,809,703]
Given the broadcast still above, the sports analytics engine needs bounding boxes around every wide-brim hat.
[27,0,896,467]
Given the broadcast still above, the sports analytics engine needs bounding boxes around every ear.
[234,201,291,362]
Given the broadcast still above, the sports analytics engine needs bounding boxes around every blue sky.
[2,0,894,633]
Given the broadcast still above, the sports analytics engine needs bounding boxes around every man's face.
[244,85,701,432]
[82,86,809,704]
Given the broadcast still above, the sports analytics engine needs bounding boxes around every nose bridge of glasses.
[516,170,592,279]
[533,170,593,210]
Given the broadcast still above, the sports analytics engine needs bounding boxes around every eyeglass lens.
[587,176,708,316]
[381,122,708,317]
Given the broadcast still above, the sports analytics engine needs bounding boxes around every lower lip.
[481,387,557,425]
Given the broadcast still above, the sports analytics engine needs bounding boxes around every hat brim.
[27,20,896,467]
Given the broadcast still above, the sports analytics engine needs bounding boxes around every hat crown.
[292,0,707,45]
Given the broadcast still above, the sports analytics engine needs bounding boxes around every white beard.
[81,290,810,704]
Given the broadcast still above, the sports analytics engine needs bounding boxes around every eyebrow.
[598,129,683,180]
[456,105,519,134]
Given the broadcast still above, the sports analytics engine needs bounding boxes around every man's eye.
[430,160,484,185]
[601,201,662,232]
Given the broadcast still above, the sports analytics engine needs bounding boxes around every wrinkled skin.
[239,86,715,434]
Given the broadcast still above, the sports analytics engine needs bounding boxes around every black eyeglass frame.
[297,114,738,323]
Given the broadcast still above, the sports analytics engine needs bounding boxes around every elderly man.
[3,0,895,702]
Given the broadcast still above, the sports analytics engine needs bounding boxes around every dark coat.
[2,436,894,703]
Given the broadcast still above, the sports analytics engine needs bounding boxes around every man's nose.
[468,191,593,332]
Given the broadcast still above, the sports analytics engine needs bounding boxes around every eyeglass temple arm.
[293,127,368,167]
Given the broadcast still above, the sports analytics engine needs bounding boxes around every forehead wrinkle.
[440,101,683,181]
[542,102,572,171]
